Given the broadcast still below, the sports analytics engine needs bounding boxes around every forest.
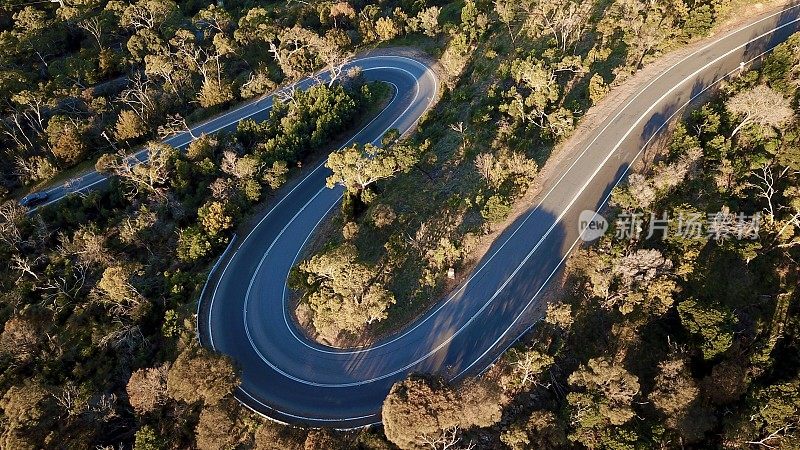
[0,0,797,449]
[375,34,800,450]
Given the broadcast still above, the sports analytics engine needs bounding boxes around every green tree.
[98,265,148,319]
[481,194,512,224]
[678,299,736,360]
[115,109,148,141]
[567,358,640,447]
[176,225,214,262]
[195,401,244,450]
[295,244,395,340]
[46,115,89,166]
[326,142,421,195]
[382,376,502,450]
[167,346,239,405]
[198,200,233,237]
[134,425,166,450]
[501,410,567,450]
[375,17,400,41]
[501,347,554,391]
[648,358,699,429]
[417,7,441,37]
[0,381,56,450]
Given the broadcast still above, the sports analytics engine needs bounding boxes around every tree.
[295,243,395,341]
[96,142,177,199]
[371,203,396,228]
[304,429,348,450]
[134,425,165,450]
[127,365,169,414]
[502,348,554,391]
[120,0,178,33]
[417,7,441,37]
[382,376,502,450]
[253,422,306,450]
[234,7,278,48]
[481,194,512,224]
[521,0,593,53]
[588,73,608,105]
[576,248,678,318]
[98,265,147,318]
[501,58,571,136]
[0,314,44,363]
[115,109,148,141]
[176,226,214,262]
[0,201,28,251]
[740,379,800,449]
[474,150,538,190]
[545,302,573,329]
[330,2,356,29]
[501,410,567,450]
[167,346,239,405]
[375,17,400,41]
[46,115,89,166]
[117,73,157,127]
[0,380,56,449]
[195,401,244,450]
[567,357,640,447]
[198,200,233,237]
[678,299,736,360]
[269,27,315,79]
[326,142,420,194]
[166,28,235,108]
[494,0,518,43]
[648,358,699,429]
[727,85,794,136]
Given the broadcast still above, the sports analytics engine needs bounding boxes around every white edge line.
[228,13,800,388]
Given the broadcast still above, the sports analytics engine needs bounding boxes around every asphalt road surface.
[205,7,800,428]
[34,5,800,428]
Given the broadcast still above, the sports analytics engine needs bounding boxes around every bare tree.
[78,16,104,49]
[99,321,144,352]
[0,201,28,250]
[10,254,41,282]
[727,85,794,136]
[36,260,89,306]
[118,73,157,122]
[418,427,476,450]
[744,424,795,449]
[748,163,789,219]
[52,383,82,417]
[521,0,593,53]
[494,0,518,43]
[97,143,176,200]
[157,113,194,139]
[1,91,51,153]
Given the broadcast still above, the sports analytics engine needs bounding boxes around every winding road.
[33,3,800,429]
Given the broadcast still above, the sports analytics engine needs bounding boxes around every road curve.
[31,55,435,210]
[198,6,800,427]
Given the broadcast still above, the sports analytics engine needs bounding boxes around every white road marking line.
[242,2,800,358]
[453,25,798,381]
[226,13,800,388]
[29,56,433,209]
